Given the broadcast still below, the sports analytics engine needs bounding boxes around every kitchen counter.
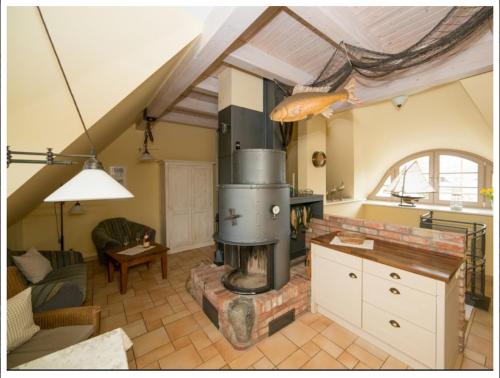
[311,232,463,282]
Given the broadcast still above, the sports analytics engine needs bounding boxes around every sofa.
[7,275,100,369]
[7,249,87,313]
[92,217,156,265]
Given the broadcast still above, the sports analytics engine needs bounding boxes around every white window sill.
[363,200,494,217]
[324,198,363,206]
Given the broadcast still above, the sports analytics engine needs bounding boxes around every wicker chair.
[7,266,101,368]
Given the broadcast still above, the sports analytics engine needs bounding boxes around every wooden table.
[106,243,169,294]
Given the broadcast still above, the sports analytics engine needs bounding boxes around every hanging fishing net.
[277,6,493,95]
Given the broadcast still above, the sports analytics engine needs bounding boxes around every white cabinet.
[313,247,362,327]
[164,161,214,253]
[311,242,460,369]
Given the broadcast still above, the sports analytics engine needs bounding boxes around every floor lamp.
[6,7,134,249]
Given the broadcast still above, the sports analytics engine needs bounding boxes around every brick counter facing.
[306,215,466,258]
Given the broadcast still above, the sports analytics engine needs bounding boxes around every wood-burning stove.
[215,149,290,294]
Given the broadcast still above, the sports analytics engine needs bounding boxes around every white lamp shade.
[44,169,134,202]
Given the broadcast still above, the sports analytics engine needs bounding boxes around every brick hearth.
[189,264,310,350]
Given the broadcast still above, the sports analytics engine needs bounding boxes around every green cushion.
[7,325,94,368]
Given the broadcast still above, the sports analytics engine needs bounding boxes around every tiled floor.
[86,246,493,370]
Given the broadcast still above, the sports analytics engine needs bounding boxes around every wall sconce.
[392,95,408,110]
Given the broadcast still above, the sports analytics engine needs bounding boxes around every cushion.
[7,287,40,353]
[12,247,53,284]
[7,325,94,368]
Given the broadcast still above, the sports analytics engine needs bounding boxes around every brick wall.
[306,215,466,258]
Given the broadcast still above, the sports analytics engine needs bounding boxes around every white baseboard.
[167,241,215,254]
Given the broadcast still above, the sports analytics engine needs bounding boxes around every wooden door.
[165,161,213,253]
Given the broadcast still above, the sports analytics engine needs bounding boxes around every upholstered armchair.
[7,249,87,313]
[91,217,156,265]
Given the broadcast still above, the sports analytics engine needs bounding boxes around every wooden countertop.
[311,232,463,282]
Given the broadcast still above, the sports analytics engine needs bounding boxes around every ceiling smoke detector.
[392,95,408,110]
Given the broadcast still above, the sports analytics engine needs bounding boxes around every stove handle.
[224,208,242,226]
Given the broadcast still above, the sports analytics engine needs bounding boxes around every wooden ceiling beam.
[147,6,270,118]
[193,77,219,96]
[224,43,314,86]
[159,111,218,129]
[173,106,218,119]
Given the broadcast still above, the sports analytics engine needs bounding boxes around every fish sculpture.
[270,78,360,123]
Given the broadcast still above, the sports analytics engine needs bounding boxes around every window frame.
[368,149,493,209]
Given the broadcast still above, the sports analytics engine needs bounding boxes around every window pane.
[376,176,392,197]
[399,156,430,175]
[440,155,478,173]
[439,155,478,202]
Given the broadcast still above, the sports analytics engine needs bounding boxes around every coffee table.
[106,243,169,294]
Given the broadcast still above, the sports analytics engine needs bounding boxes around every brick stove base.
[189,264,310,350]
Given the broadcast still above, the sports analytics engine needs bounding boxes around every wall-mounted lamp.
[69,201,85,215]
[392,95,408,110]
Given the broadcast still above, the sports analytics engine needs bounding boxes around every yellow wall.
[460,71,493,131]
[218,67,263,112]
[7,6,201,196]
[286,125,298,187]
[7,122,217,260]
[326,112,354,198]
[298,116,326,197]
[349,78,493,199]
[319,72,494,275]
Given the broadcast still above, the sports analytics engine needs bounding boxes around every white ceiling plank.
[288,6,385,50]
[194,77,219,96]
[175,96,218,115]
[225,44,314,86]
[332,37,493,112]
[148,6,268,117]
[159,111,218,129]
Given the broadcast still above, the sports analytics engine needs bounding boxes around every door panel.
[166,165,191,250]
[314,254,362,327]
[166,162,213,252]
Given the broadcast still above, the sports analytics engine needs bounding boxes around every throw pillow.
[12,247,53,284]
[7,287,40,352]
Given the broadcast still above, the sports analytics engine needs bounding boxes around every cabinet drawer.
[363,272,436,332]
[312,243,362,270]
[363,302,436,368]
[363,259,437,295]
[313,254,362,327]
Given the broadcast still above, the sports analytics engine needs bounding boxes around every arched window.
[369,150,493,208]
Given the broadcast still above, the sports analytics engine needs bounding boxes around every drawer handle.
[389,287,400,295]
[389,320,400,328]
[390,272,401,280]
[349,273,357,279]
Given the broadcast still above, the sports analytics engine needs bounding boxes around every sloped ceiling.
[7,6,202,225]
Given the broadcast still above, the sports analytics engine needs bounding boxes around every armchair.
[92,217,156,264]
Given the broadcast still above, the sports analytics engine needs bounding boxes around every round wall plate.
[312,151,327,167]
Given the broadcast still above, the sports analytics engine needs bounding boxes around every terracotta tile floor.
[86,246,493,370]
